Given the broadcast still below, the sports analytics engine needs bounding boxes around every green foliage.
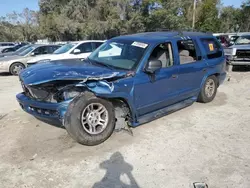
[0,0,249,42]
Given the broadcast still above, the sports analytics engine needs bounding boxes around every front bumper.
[226,56,250,65]
[229,61,250,66]
[16,93,72,125]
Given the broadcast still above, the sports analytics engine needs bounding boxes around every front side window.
[201,38,223,59]
[148,43,174,68]
[48,45,60,53]
[33,46,49,55]
[92,42,104,50]
[88,40,148,70]
[76,43,93,53]
[177,40,198,64]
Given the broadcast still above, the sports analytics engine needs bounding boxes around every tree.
[195,0,221,32]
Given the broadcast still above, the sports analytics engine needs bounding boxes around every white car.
[27,40,104,66]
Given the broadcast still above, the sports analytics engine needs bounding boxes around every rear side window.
[177,39,201,65]
[201,38,223,59]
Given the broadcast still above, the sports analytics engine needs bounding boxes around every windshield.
[53,43,76,54]
[16,45,31,53]
[235,35,250,45]
[19,46,35,56]
[88,40,148,70]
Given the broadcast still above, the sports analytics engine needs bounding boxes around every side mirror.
[145,60,162,74]
[73,49,81,54]
[30,52,36,56]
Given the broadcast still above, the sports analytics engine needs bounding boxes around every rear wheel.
[198,75,218,103]
[64,92,115,146]
[10,62,25,75]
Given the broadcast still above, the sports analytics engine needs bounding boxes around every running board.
[134,97,196,126]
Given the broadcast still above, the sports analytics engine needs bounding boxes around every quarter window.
[177,40,198,65]
[149,43,174,68]
[201,38,223,59]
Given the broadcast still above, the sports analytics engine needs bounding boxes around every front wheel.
[64,92,116,146]
[198,75,218,103]
[10,62,25,75]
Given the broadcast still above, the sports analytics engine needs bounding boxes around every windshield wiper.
[87,58,114,70]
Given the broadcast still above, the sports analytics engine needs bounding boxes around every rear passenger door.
[175,37,207,101]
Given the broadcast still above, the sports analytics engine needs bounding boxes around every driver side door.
[133,42,181,116]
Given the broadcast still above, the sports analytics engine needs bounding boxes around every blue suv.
[16,32,227,146]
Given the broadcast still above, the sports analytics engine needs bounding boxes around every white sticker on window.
[131,41,148,48]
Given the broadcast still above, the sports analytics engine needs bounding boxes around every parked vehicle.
[215,35,230,47]
[0,42,15,53]
[17,32,226,146]
[1,43,28,53]
[224,35,250,67]
[27,40,104,66]
[0,45,32,58]
[0,44,61,75]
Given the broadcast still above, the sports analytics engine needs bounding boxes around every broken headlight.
[62,90,81,100]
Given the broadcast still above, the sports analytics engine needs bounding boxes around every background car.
[0,44,61,75]
[1,43,28,53]
[0,44,32,58]
[27,40,104,66]
[0,42,15,53]
[224,35,250,69]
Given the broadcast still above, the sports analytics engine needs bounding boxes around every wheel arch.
[200,72,221,89]
[9,61,26,73]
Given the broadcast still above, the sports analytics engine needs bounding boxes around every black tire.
[9,62,25,75]
[198,75,218,103]
[64,92,116,146]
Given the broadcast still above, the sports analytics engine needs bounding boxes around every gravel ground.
[0,70,250,188]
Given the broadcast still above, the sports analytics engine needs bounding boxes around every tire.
[64,92,116,146]
[10,62,25,75]
[198,75,218,103]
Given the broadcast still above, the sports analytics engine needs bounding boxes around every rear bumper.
[16,93,72,125]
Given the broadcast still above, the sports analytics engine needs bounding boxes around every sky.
[0,0,246,17]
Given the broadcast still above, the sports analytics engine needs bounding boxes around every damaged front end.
[17,66,133,131]
[21,80,84,103]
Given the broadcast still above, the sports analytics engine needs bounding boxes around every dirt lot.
[0,70,250,188]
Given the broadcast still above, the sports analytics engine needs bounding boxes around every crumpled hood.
[20,59,127,85]
[0,55,22,62]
